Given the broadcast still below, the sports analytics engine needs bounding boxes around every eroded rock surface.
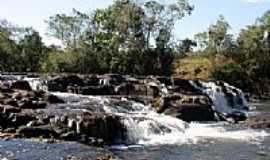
[0,73,256,145]
[0,80,127,145]
[46,75,216,121]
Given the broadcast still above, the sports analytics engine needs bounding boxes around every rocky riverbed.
[0,74,269,159]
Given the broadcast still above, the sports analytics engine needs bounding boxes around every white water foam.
[190,80,249,116]
[23,77,48,91]
[52,92,269,146]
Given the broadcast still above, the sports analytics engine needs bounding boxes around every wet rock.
[7,113,35,127]
[115,83,135,95]
[0,105,21,114]
[156,94,215,121]
[3,128,16,133]
[226,111,247,122]
[3,98,19,107]
[18,99,47,109]
[64,154,118,160]
[99,74,125,86]
[81,86,115,95]
[33,106,126,145]
[17,125,58,138]
[84,75,100,86]
[59,131,77,141]
[116,83,159,97]
[172,79,202,95]
[64,156,92,160]
[48,75,85,92]
[44,94,65,104]
[244,114,270,129]
[157,77,173,86]
[95,155,117,160]
[10,80,32,91]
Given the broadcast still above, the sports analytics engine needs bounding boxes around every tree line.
[1,0,193,75]
[0,0,269,94]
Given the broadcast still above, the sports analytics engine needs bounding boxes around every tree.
[194,15,232,55]
[50,0,193,75]
[18,29,46,72]
[175,38,197,56]
[46,9,90,48]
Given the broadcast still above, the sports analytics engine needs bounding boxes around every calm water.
[0,139,112,160]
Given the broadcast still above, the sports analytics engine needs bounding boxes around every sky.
[0,0,269,45]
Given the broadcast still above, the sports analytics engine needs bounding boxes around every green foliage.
[194,15,233,55]
[211,11,270,94]
[0,1,269,97]
[212,62,250,91]
[43,0,193,75]
[173,10,270,96]
[18,30,47,72]
[0,20,49,72]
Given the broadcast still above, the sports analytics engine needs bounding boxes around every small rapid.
[190,80,250,117]
[6,75,265,146]
[52,92,269,146]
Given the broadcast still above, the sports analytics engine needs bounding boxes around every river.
[0,101,268,160]
[111,101,270,160]
[0,75,270,160]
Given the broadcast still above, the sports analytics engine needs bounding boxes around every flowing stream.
[52,92,268,147]
[1,75,269,159]
[20,77,269,146]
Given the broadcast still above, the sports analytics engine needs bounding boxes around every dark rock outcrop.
[155,94,215,122]
[243,114,270,129]
[11,80,32,91]
[0,83,127,145]
[17,125,58,138]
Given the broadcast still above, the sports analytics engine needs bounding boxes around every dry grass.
[173,56,213,80]
[173,54,233,80]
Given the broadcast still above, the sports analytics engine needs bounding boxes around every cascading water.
[52,92,268,146]
[23,77,48,91]
[9,76,269,146]
[190,80,249,118]
[0,74,48,91]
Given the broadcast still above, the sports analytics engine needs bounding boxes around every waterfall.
[2,75,267,146]
[52,92,268,146]
[23,77,48,91]
[189,80,249,117]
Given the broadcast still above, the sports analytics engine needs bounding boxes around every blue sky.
[0,0,269,45]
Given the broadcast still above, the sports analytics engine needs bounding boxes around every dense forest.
[0,0,269,96]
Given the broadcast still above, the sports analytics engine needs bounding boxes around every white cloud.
[241,0,270,3]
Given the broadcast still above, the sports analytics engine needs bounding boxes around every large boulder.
[48,75,85,92]
[44,94,65,104]
[17,125,58,138]
[47,112,126,144]
[11,80,32,91]
[81,86,115,95]
[154,94,215,122]
[115,83,159,97]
